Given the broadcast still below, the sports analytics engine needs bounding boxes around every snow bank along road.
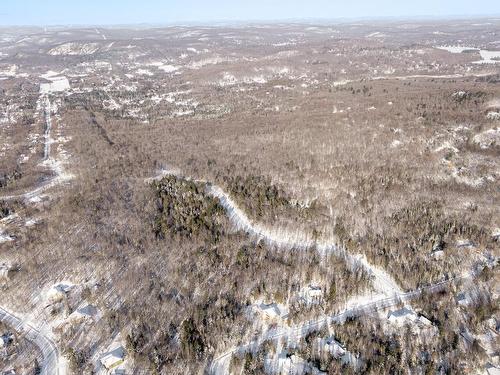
[0,307,60,375]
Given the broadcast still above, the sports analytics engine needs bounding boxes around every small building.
[297,285,323,305]
[456,239,474,249]
[486,365,500,375]
[0,264,10,280]
[0,333,13,348]
[100,346,125,370]
[417,315,433,327]
[430,250,444,260]
[277,352,308,375]
[492,229,500,241]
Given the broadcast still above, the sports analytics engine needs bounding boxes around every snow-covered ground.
[208,183,402,296]
[0,306,67,375]
[144,168,477,375]
[1,78,73,202]
[473,128,500,149]
[474,50,500,64]
[209,276,463,375]
[40,73,70,94]
[435,45,478,54]
[48,42,100,56]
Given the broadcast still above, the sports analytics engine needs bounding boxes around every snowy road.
[0,91,69,374]
[0,95,72,202]
[149,169,467,374]
[152,169,402,296]
[209,277,461,375]
[208,184,402,296]
[0,307,60,375]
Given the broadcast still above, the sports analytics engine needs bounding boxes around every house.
[456,239,474,249]
[387,307,417,325]
[306,285,323,300]
[297,285,323,305]
[100,346,125,370]
[322,337,346,358]
[0,264,10,280]
[47,283,73,303]
[259,303,281,320]
[430,250,444,260]
[456,292,472,307]
[486,365,500,375]
[69,304,97,323]
[0,333,13,348]
[492,229,500,241]
[277,352,308,375]
[417,315,433,327]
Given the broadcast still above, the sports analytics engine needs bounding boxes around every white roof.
[47,282,74,302]
[277,353,307,374]
[100,346,125,369]
[0,266,9,279]
[40,76,70,94]
[260,303,281,318]
[387,307,417,324]
[418,315,433,326]
[430,250,444,259]
[69,304,98,321]
[456,239,474,248]
[0,333,12,347]
[486,366,500,375]
[456,292,472,306]
[307,286,323,297]
[322,338,345,357]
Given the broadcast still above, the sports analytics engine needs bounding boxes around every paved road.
[0,306,60,375]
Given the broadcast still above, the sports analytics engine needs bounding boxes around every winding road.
[155,168,402,296]
[0,307,60,375]
[1,94,67,374]
[150,169,468,375]
[208,184,402,296]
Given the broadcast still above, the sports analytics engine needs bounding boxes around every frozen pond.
[435,45,500,63]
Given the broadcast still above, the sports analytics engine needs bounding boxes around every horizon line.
[1,14,500,28]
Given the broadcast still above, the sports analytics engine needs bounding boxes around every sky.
[1,0,499,26]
